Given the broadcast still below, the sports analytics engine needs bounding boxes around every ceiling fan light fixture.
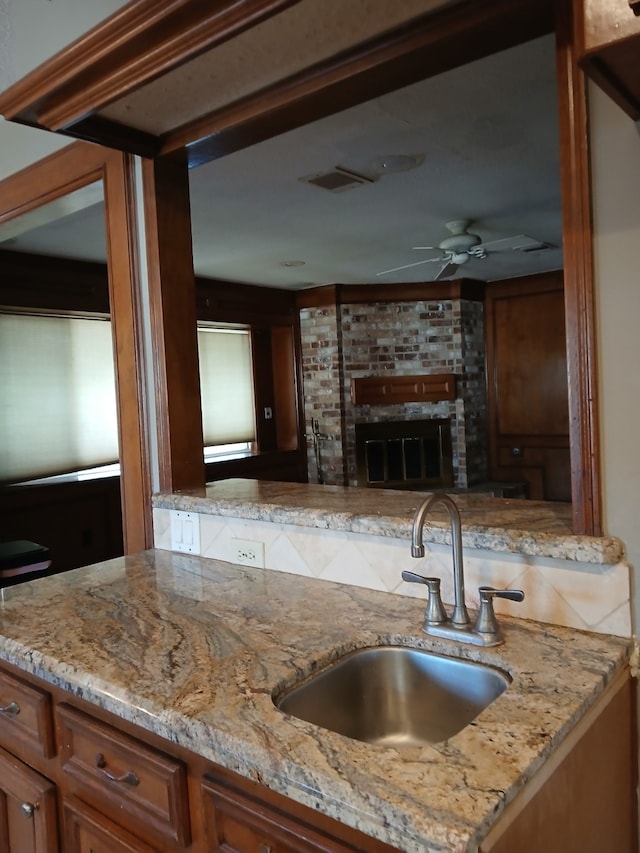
[439,232,481,252]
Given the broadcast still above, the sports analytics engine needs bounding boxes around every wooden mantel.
[351,374,457,406]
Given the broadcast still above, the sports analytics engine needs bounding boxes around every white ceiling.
[0,33,563,290]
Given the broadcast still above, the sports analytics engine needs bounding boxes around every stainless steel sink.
[275,645,510,746]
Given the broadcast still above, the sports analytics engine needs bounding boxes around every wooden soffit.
[0,0,554,166]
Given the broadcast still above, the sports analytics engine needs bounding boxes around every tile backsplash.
[153,507,631,638]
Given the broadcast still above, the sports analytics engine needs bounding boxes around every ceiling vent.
[300,166,374,193]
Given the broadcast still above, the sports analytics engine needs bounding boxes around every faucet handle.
[475,586,524,638]
[401,571,448,625]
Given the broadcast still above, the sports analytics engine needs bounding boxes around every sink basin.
[275,645,510,746]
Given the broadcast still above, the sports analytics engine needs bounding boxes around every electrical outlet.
[170,510,201,554]
[230,538,265,568]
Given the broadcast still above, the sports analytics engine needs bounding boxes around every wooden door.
[0,746,58,853]
[485,272,570,501]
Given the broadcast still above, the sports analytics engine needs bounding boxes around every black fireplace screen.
[355,419,453,490]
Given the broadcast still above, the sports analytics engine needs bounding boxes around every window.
[197,326,256,452]
[0,314,119,484]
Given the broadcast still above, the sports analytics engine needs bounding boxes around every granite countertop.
[154,479,624,564]
[0,551,630,851]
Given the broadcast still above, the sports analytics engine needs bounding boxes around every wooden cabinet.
[56,703,190,848]
[577,0,640,119]
[480,668,636,852]
[0,667,59,852]
[0,746,59,853]
[202,773,365,853]
[0,666,55,760]
[0,658,635,853]
[63,797,160,853]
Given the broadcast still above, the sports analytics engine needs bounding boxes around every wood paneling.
[0,479,123,572]
[251,327,278,452]
[205,450,306,484]
[271,325,300,451]
[196,276,296,325]
[0,250,109,314]
[485,272,571,502]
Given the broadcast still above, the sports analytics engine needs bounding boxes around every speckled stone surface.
[154,479,624,564]
[0,551,630,852]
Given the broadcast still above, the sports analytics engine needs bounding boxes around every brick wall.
[299,297,488,487]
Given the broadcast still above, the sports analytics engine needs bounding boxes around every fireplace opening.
[355,419,453,490]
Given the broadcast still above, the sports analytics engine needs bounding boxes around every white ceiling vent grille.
[300,167,374,193]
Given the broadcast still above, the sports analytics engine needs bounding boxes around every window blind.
[0,315,119,483]
[198,327,256,446]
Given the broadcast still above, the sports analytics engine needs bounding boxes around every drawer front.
[64,796,160,853]
[0,666,55,760]
[56,704,190,847]
[202,775,355,853]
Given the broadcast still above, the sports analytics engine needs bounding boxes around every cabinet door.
[64,796,159,853]
[485,274,570,501]
[0,745,58,853]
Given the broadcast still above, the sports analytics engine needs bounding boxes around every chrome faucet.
[403,493,524,646]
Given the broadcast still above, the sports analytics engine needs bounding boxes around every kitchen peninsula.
[0,550,635,852]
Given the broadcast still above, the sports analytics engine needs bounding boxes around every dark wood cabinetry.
[0,746,59,853]
[57,704,190,848]
[0,660,398,853]
[202,774,362,852]
[485,272,570,502]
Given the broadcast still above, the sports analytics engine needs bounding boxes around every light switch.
[169,510,201,554]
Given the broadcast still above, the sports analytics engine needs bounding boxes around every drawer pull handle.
[95,753,140,787]
[0,700,20,715]
[21,802,36,818]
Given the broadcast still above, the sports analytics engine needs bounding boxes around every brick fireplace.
[299,291,488,489]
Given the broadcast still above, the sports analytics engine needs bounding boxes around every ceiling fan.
[376,219,543,280]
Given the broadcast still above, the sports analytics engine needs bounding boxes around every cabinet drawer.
[0,666,55,760]
[64,796,160,853]
[56,704,190,847]
[202,775,357,853]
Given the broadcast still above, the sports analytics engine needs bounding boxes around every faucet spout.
[411,493,470,627]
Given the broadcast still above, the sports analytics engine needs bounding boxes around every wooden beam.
[142,155,205,493]
[0,0,302,134]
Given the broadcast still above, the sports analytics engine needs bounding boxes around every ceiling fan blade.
[433,260,459,281]
[476,234,541,252]
[412,245,438,251]
[376,257,444,276]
